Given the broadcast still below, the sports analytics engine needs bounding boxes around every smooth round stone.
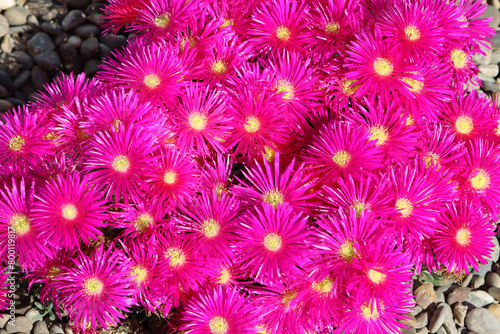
[80,37,99,59]
[4,315,33,334]
[0,0,16,10]
[40,22,62,35]
[4,6,29,26]
[415,284,437,310]
[53,32,69,47]
[0,69,13,88]
[447,287,471,305]
[0,15,9,38]
[429,303,452,333]
[486,272,500,288]
[0,99,14,112]
[12,69,30,90]
[67,35,81,49]
[100,34,127,50]
[0,85,7,99]
[466,290,495,307]
[73,23,99,37]
[34,51,61,71]
[31,65,49,91]
[83,57,100,76]
[61,10,86,31]
[26,32,55,56]
[465,308,500,334]
[12,50,34,69]
[32,320,49,334]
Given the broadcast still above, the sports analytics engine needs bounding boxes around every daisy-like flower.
[378,2,446,59]
[172,82,232,155]
[225,88,289,159]
[101,0,146,34]
[53,246,136,330]
[128,0,200,42]
[338,293,415,334]
[320,174,393,219]
[438,90,495,140]
[249,0,315,54]
[181,285,259,334]
[323,63,362,114]
[458,139,500,217]
[445,44,478,86]
[433,201,495,275]
[201,153,233,198]
[387,159,456,241]
[0,267,10,311]
[234,153,316,214]
[268,51,322,123]
[147,148,200,209]
[177,191,238,265]
[348,100,418,160]
[85,125,157,204]
[97,40,187,108]
[344,30,422,103]
[0,107,54,176]
[207,0,254,38]
[236,203,310,284]
[456,0,495,51]
[32,172,108,249]
[303,121,384,184]
[0,178,48,269]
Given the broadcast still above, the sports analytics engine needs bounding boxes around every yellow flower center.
[341,79,360,96]
[134,213,154,231]
[361,302,381,320]
[220,18,233,29]
[373,58,393,76]
[212,60,228,75]
[339,240,356,262]
[9,214,30,236]
[404,25,420,41]
[165,248,186,267]
[469,169,490,190]
[456,228,471,246]
[451,50,468,69]
[277,80,294,100]
[312,276,333,294]
[325,22,340,35]
[332,150,351,167]
[144,74,161,88]
[215,183,226,200]
[455,116,473,134]
[263,146,276,163]
[276,26,291,40]
[131,265,148,284]
[112,119,122,132]
[262,190,284,209]
[164,171,177,185]
[401,77,424,93]
[112,155,130,173]
[495,120,500,137]
[406,113,415,126]
[425,152,441,169]
[83,277,104,296]
[188,112,208,131]
[263,233,282,251]
[281,290,298,307]
[395,198,413,218]
[62,204,77,220]
[368,268,386,284]
[352,202,366,218]
[244,116,260,133]
[209,316,228,334]
[154,13,170,28]
[202,218,220,238]
[9,135,25,151]
[217,268,231,284]
[368,126,389,145]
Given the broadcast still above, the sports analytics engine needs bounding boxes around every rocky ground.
[2,0,500,334]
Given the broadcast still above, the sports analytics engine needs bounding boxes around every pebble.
[470,276,485,289]
[415,284,438,310]
[0,0,16,10]
[4,315,33,334]
[83,57,100,76]
[67,35,81,49]
[461,274,474,288]
[12,50,34,69]
[0,70,13,88]
[31,65,49,91]
[490,238,500,263]
[0,99,14,112]
[487,304,500,322]
[0,314,9,328]
[12,69,30,90]
[73,23,99,38]
[487,286,500,301]
[447,287,471,305]
[401,313,417,327]
[436,291,445,304]
[49,322,65,334]
[80,36,99,58]
[4,6,29,26]
[429,303,453,333]
[465,308,500,334]
[32,321,49,334]
[473,48,493,65]
[59,43,81,72]
[24,308,40,321]
[0,54,20,77]
[0,85,7,98]
[61,10,86,31]
[416,329,429,334]
[443,318,458,334]
[67,0,91,9]
[465,290,495,308]
[34,50,61,71]
[481,5,500,28]
[477,72,495,82]
[99,42,111,58]
[486,272,500,288]
[435,326,446,334]
[100,34,127,50]
[415,311,429,329]
[53,32,68,47]
[40,22,62,35]
[453,302,468,327]
[26,32,55,56]
[474,260,492,277]
[1,34,14,53]
[0,15,8,38]
[402,328,417,334]
[479,64,499,78]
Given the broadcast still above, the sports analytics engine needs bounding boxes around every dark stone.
[12,70,30,90]
[0,54,20,78]
[12,51,34,69]
[85,3,105,16]
[86,12,104,26]
[54,32,69,47]
[83,57,101,76]
[14,90,28,101]
[0,15,9,38]
[0,85,7,99]
[99,43,111,58]
[67,35,81,49]
[59,43,81,72]
[0,70,13,88]
[0,99,14,112]
[6,97,25,107]
[61,10,86,32]
[26,32,55,56]
[100,34,127,50]
[34,51,61,71]
[31,65,49,91]
[73,24,99,38]
[80,37,99,59]
[40,22,62,35]
[67,0,91,9]
[4,6,30,26]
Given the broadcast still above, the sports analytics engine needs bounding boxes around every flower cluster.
[0,0,499,333]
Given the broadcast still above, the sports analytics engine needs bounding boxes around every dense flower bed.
[1,0,500,333]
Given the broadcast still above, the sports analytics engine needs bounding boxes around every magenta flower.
[0,267,10,311]
[32,172,108,249]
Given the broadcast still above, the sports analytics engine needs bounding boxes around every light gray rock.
[466,290,495,308]
[469,276,485,289]
[3,6,29,26]
[32,321,49,334]
[474,260,493,277]
[436,326,447,334]
[490,49,500,64]
[402,328,417,334]
[0,314,9,328]
[461,274,474,288]
[480,5,500,28]
[487,287,500,301]
[4,316,33,334]
[486,272,500,288]
[417,328,429,334]
[415,284,438,310]
[429,303,453,333]
[443,318,458,334]
[0,0,16,10]
[0,15,8,38]
[465,308,500,334]
[448,287,471,305]
[23,308,40,321]
[453,302,468,327]
[436,291,445,304]
[478,72,496,82]
[488,237,500,262]
[415,311,429,329]
[49,322,64,334]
